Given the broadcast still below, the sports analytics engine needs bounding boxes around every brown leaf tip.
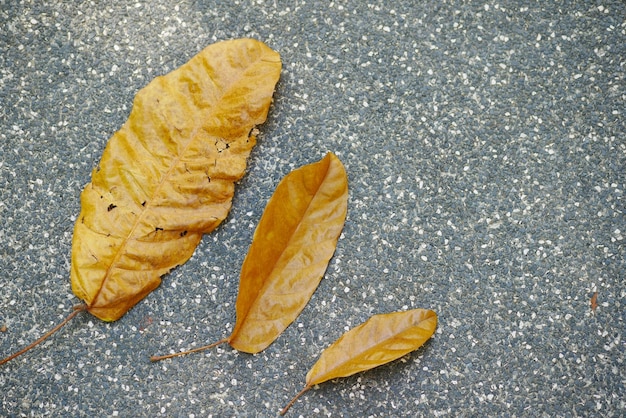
[590,291,598,312]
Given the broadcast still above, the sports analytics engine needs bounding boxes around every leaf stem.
[280,385,311,416]
[150,337,229,362]
[0,304,87,366]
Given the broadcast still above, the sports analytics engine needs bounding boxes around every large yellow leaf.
[228,152,349,353]
[71,38,281,322]
[281,308,437,415]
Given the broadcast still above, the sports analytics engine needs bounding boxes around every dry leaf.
[1,38,281,365]
[229,152,348,353]
[71,38,281,322]
[151,153,348,360]
[590,291,598,312]
[0,325,7,333]
[281,308,437,415]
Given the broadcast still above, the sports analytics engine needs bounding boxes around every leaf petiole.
[0,304,87,366]
[280,385,311,416]
[150,337,229,362]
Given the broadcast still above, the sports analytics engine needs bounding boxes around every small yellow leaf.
[281,308,437,415]
[228,152,349,353]
[307,308,437,384]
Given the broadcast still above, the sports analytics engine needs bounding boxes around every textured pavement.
[1,1,625,417]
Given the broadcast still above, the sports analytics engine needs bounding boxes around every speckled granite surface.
[1,1,624,417]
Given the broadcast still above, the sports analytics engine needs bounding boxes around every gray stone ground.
[1,1,624,417]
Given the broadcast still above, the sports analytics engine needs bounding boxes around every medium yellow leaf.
[71,38,281,322]
[281,308,437,415]
[228,152,349,353]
